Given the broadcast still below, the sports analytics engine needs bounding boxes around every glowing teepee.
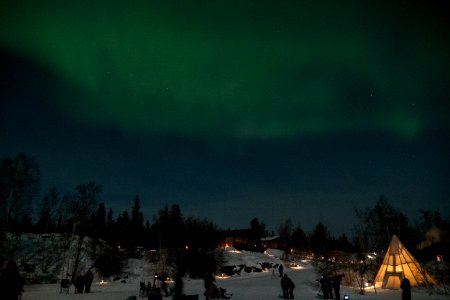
[374,235,434,289]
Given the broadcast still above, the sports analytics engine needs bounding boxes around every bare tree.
[68,182,102,282]
[278,219,293,259]
[0,153,40,233]
[354,195,413,251]
[36,188,60,234]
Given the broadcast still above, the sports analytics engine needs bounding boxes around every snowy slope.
[21,248,448,300]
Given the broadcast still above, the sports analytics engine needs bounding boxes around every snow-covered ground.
[21,248,448,300]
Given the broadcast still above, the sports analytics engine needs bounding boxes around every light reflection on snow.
[289,263,304,270]
[225,246,241,253]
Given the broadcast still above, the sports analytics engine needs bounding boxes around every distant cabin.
[219,229,282,250]
[261,236,282,249]
[220,229,255,248]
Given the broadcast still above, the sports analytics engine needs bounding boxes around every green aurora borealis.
[1,0,450,233]
[2,0,449,140]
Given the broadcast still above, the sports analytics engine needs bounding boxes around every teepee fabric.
[374,235,434,289]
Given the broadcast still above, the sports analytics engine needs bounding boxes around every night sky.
[1,0,449,235]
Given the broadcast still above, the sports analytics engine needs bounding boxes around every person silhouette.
[84,270,94,293]
[401,278,411,300]
[281,274,289,299]
[0,260,24,300]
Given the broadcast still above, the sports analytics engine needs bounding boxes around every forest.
[1,153,449,282]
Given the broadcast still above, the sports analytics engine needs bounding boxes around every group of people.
[0,257,415,300]
[319,274,343,299]
[139,272,183,300]
[203,272,232,300]
[74,269,94,293]
[0,260,24,300]
[280,274,295,299]
[203,272,216,300]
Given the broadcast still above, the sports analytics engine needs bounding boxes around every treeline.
[0,154,220,251]
[0,154,224,277]
[1,153,449,264]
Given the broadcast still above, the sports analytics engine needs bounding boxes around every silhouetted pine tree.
[130,196,145,251]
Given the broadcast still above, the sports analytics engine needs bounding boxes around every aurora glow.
[1,0,449,140]
[1,0,449,234]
